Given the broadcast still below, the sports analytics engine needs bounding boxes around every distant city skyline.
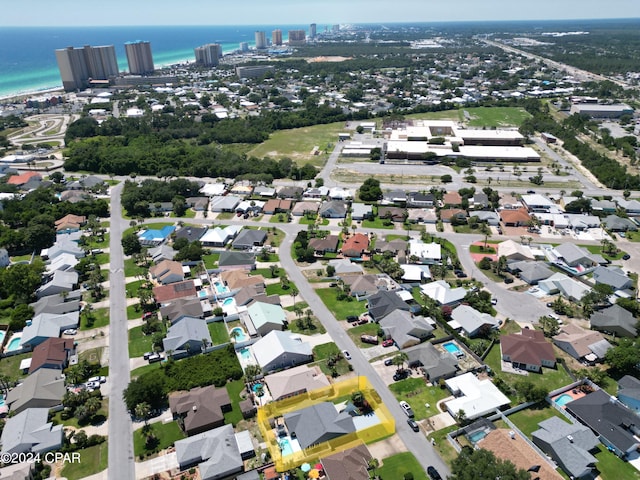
[3,0,640,26]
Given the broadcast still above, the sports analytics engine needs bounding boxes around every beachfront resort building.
[55,45,119,91]
[125,41,155,75]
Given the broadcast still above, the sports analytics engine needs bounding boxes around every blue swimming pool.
[214,281,229,294]
[468,430,487,443]
[555,394,574,406]
[443,342,462,355]
[230,327,247,342]
[279,438,294,457]
[0,331,5,345]
[222,297,235,306]
[6,335,22,351]
[239,347,252,360]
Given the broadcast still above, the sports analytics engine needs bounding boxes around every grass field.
[288,316,326,335]
[507,401,570,437]
[129,324,165,358]
[346,322,380,348]
[133,421,185,458]
[265,281,298,296]
[124,258,147,278]
[127,303,142,320]
[125,279,146,297]
[377,452,428,480]
[223,379,246,426]
[388,378,452,420]
[61,443,108,480]
[83,233,110,249]
[208,321,229,345]
[247,121,344,167]
[0,352,30,382]
[130,361,164,378]
[203,252,220,269]
[78,346,104,365]
[313,342,352,377]
[362,217,395,229]
[464,106,532,127]
[315,288,367,320]
[52,399,108,429]
[80,308,110,331]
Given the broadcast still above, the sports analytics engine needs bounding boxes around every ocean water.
[0,25,308,99]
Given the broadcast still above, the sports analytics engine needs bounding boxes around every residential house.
[327,258,364,276]
[148,244,176,263]
[603,215,638,232]
[617,376,640,413]
[234,284,279,308]
[375,238,408,255]
[160,297,206,323]
[439,208,467,224]
[54,214,86,233]
[532,416,599,479]
[351,203,373,220]
[469,211,500,226]
[291,201,320,217]
[591,199,617,214]
[220,269,265,291]
[408,239,441,264]
[251,330,313,373]
[0,462,35,479]
[200,226,241,247]
[442,192,462,207]
[229,184,253,197]
[0,408,63,455]
[153,280,197,304]
[406,208,437,224]
[566,389,640,458]
[521,194,556,213]
[209,195,241,212]
[420,280,466,306]
[284,402,355,450]
[378,206,406,222]
[444,373,510,420]
[500,329,556,372]
[481,429,564,480]
[552,323,612,363]
[552,243,601,269]
[450,305,499,338]
[20,312,79,350]
[345,274,380,298]
[200,183,227,197]
[163,316,211,357]
[616,198,640,216]
[366,291,410,322]
[381,190,406,205]
[174,424,244,480]
[218,251,255,271]
[406,342,458,383]
[45,252,79,274]
[41,236,84,261]
[319,200,348,219]
[30,291,81,316]
[232,229,267,250]
[174,226,207,243]
[263,199,292,215]
[506,261,553,285]
[169,385,231,436]
[149,259,185,285]
[379,310,433,349]
[407,191,435,208]
[277,186,303,199]
[309,235,340,255]
[28,338,75,374]
[590,304,637,337]
[247,302,286,336]
[235,200,264,215]
[263,365,330,401]
[538,273,591,302]
[138,225,175,246]
[592,266,633,291]
[186,197,209,211]
[499,208,531,226]
[6,369,66,414]
[341,233,369,258]
[328,187,352,200]
[566,214,601,231]
[303,187,329,199]
[499,193,522,210]
[471,193,489,210]
[321,444,372,480]
[6,171,42,187]
[400,264,431,283]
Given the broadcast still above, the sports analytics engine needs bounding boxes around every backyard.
[133,420,185,458]
[388,378,452,421]
[315,288,367,320]
[208,321,229,345]
[377,452,428,480]
[128,324,166,358]
[312,342,352,377]
[223,379,246,426]
[60,443,108,480]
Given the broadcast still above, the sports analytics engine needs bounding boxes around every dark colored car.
[427,466,442,480]
[393,369,409,381]
[384,358,394,366]
[504,277,514,284]
[623,254,631,260]
[346,315,359,323]
[454,269,467,278]
[526,190,536,194]
[407,419,420,432]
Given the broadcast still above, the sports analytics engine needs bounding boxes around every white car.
[62,329,77,335]
[85,381,100,390]
[88,376,107,384]
[342,350,352,360]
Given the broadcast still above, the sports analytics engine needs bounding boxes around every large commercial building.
[125,41,154,75]
[239,42,249,52]
[254,31,267,49]
[194,43,222,67]
[271,29,282,46]
[288,30,306,46]
[55,45,119,91]
[569,103,634,119]
[235,65,275,79]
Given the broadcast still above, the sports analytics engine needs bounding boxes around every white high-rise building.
[125,41,154,75]
[55,44,118,91]
[194,43,222,67]
[254,31,267,49]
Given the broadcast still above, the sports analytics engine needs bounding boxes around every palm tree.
[135,402,151,425]
[392,352,408,373]
[290,286,299,307]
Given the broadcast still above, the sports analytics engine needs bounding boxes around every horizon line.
[1,17,639,28]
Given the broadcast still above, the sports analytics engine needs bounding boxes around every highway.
[107,182,136,480]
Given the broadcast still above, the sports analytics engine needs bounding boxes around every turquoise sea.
[0,25,309,99]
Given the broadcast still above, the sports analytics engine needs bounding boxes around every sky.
[3,0,640,26]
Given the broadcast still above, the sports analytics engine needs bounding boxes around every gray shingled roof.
[284,402,355,449]
[0,408,63,455]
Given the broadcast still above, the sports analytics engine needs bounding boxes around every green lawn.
[285,302,309,312]
[208,321,229,345]
[265,281,298,296]
[594,444,640,480]
[484,344,574,394]
[129,324,165,358]
[377,452,428,480]
[251,267,284,279]
[247,121,344,167]
[61,443,108,480]
[389,378,452,420]
[52,399,108,429]
[315,288,367,320]
[464,106,532,127]
[507,402,570,437]
[83,233,110,248]
[583,244,627,261]
[10,254,32,262]
[298,216,318,225]
[127,303,142,320]
[288,316,327,335]
[269,214,292,224]
[313,342,352,377]
[216,212,236,220]
[362,217,395,229]
[130,361,164,378]
[126,279,146,297]
[0,352,30,382]
[78,347,104,365]
[267,228,284,247]
[80,308,110,331]
[224,379,246,426]
[172,208,196,218]
[92,252,110,265]
[133,421,186,457]
[347,322,380,348]
[203,253,220,269]
[469,244,497,254]
[124,258,147,278]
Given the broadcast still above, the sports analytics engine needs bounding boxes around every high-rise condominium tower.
[125,40,154,75]
[55,45,118,91]
[272,29,283,46]
[309,23,317,39]
[194,43,222,67]
[254,31,267,49]
[288,30,306,46]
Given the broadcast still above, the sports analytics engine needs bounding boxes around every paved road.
[107,182,135,480]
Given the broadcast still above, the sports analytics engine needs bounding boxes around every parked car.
[384,358,394,366]
[393,369,409,382]
[88,376,107,384]
[382,339,394,347]
[85,381,100,390]
[546,302,554,307]
[526,190,536,194]
[143,352,153,360]
[504,277,514,284]
[346,315,359,323]
[399,400,414,417]
[491,298,497,305]
[342,350,351,360]
[142,312,155,320]
[148,353,163,363]
[62,329,77,335]
[427,466,442,480]
[407,419,420,432]
[454,269,467,278]
[623,254,631,260]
